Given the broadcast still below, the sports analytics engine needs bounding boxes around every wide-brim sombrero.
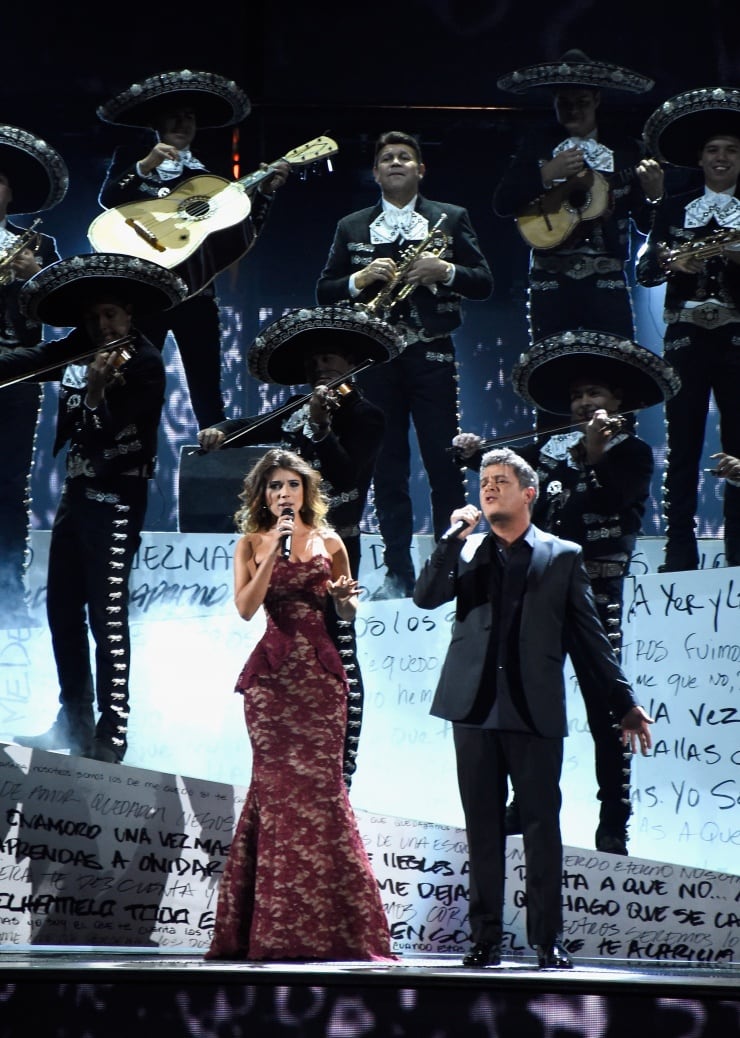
[511,330,681,415]
[20,254,189,327]
[0,125,68,214]
[247,305,404,386]
[643,87,740,167]
[497,49,654,95]
[97,70,251,129]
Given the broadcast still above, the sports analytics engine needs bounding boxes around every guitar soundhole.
[564,188,591,215]
[179,195,212,221]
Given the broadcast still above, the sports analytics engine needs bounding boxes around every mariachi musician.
[316,129,493,600]
[94,70,289,429]
[638,88,740,572]
[5,253,188,764]
[0,124,67,629]
[493,50,663,346]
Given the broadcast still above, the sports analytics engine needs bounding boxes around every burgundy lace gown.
[206,554,393,961]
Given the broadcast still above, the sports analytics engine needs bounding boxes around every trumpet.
[0,219,42,286]
[359,214,448,317]
[658,227,740,267]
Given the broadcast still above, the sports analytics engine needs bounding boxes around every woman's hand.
[327,573,359,603]
[327,573,360,619]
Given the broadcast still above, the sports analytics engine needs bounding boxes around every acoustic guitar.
[87,136,338,294]
[515,168,610,250]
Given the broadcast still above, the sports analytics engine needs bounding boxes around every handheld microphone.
[440,518,470,542]
[280,507,294,559]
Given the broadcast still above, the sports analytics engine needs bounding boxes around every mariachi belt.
[532,255,623,279]
[664,303,740,330]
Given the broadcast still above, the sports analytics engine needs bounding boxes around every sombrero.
[247,305,404,386]
[497,49,654,96]
[20,254,189,327]
[97,70,251,130]
[0,125,69,214]
[511,329,681,415]
[643,87,740,167]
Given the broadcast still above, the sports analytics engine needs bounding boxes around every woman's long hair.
[234,448,329,534]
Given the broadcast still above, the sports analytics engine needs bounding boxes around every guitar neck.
[238,160,286,194]
[234,137,337,194]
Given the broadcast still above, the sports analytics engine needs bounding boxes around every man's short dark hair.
[373,131,423,165]
[480,447,539,502]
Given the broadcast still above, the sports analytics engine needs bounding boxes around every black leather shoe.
[462,941,501,967]
[596,831,628,856]
[535,942,573,970]
[91,739,123,765]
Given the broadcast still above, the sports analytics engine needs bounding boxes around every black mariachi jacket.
[521,434,654,561]
[493,123,652,264]
[636,188,740,311]
[97,143,275,296]
[0,327,164,482]
[54,332,165,483]
[0,223,60,348]
[315,195,493,338]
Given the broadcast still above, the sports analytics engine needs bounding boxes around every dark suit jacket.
[315,195,492,337]
[413,525,637,737]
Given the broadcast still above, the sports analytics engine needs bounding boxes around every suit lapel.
[527,530,552,589]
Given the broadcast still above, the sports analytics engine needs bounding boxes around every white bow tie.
[553,137,614,173]
[156,148,207,181]
[383,207,416,235]
[369,208,428,244]
[542,431,584,463]
[684,194,740,229]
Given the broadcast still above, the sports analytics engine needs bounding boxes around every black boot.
[14,709,94,757]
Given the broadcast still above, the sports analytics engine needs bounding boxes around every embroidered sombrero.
[511,329,681,415]
[97,70,251,129]
[497,49,654,95]
[20,254,189,327]
[247,305,404,386]
[0,125,69,214]
[642,87,740,167]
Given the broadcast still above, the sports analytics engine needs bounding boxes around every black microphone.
[440,518,470,542]
[280,507,294,559]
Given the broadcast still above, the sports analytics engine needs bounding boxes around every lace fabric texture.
[206,553,393,961]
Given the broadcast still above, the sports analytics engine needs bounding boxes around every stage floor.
[2,947,739,994]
